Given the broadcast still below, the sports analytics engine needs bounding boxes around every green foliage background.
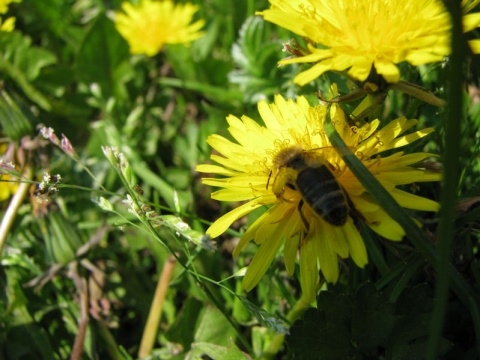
[0,0,479,359]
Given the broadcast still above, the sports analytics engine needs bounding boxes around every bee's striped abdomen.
[295,165,348,226]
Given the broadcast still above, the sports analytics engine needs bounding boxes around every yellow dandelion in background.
[0,16,15,32]
[0,172,18,200]
[0,0,20,15]
[197,95,441,301]
[0,0,20,32]
[0,144,18,201]
[114,0,205,57]
[257,0,480,85]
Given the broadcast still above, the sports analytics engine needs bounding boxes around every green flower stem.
[427,1,473,358]
[362,227,390,276]
[95,322,124,360]
[324,105,480,353]
[261,293,311,360]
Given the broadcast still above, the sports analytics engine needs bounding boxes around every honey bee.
[268,146,350,229]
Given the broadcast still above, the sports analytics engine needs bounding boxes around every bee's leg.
[266,170,273,190]
[297,200,310,232]
[277,183,297,203]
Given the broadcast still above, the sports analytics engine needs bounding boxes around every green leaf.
[157,77,243,105]
[287,283,454,359]
[351,284,397,350]
[388,284,452,359]
[16,47,57,82]
[165,44,198,82]
[1,267,57,360]
[0,31,57,81]
[188,342,251,360]
[238,296,289,335]
[76,13,130,98]
[0,31,55,110]
[165,297,203,351]
[42,208,84,264]
[287,291,354,360]
[229,16,292,103]
[193,305,237,346]
[0,88,35,140]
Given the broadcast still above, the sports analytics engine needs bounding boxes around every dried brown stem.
[138,255,177,358]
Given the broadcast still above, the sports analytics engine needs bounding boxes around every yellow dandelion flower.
[0,16,15,32]
[114,0,205,57]
[0,144,18,201]
[0,0,20,32]
[0,0,20,15]
[197,95,441,301]
[0,172,18,200]
[257,0,480,85]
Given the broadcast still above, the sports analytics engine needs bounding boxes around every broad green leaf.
[193,306,237,347]
[0,31,55,109]
[1,268,57,360]
[188,342,251,360]
[165,297,203,351]
[76,13,130,99]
